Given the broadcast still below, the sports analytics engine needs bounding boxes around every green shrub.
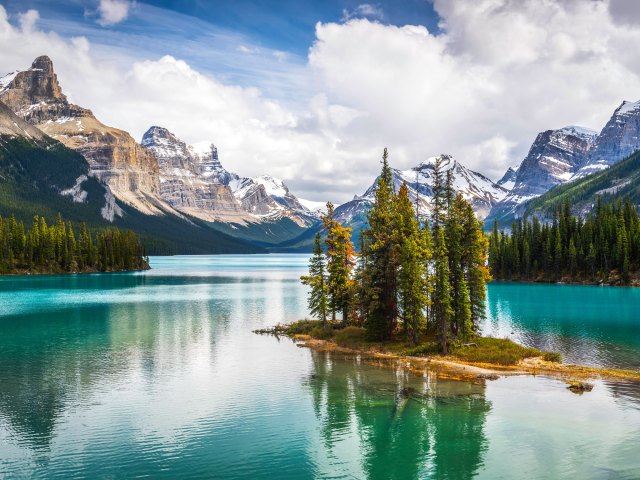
[543,351,562,363]
[310,324,334,340]
[450,337,553,366]
[334,326,366,347]
[404,342,440,357]
[286,320,324,335]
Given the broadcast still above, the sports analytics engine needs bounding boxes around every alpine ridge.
[141,126,320,243]
[489,97,640,225]
[0,56,164,216]
[488,126,596,225]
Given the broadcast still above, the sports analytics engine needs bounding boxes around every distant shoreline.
[489,278,640,288]
[0,266,150,277]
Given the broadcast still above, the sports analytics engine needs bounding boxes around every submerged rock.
[567,381,594,394]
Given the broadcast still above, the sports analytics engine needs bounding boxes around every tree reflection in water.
[306,350,491,480]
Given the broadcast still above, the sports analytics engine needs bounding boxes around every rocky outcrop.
[496,166,517,191]
[575,100,640,178]
[141,126,316,226]
[514,126,596,197]
[141,126,248,222]
[0,99,47,141]
[0,56,162,215]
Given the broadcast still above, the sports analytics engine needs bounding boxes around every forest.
[301,149,490,354]
[489,197,640,285]
[0,213,149,274]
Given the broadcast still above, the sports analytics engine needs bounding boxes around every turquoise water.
[484,282,640,370]
[0,254,638,479]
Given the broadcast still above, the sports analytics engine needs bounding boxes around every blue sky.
[2,0,440,99]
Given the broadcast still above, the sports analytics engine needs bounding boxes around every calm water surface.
[0,254,639,479]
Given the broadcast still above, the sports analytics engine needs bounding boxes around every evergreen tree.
[323,202,356,324]
[432,228,453,353]
[362,148,398,341]
[488,196,640,285]
[394,182,430,345]
[301,232,329,323]
[461,201,490,336]
[0,213,148,275]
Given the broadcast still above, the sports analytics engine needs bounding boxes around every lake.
[0,254,639,479]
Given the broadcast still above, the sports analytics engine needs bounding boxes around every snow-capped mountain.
[334,154,508,226]
[487,125,597,224]
[574,100,640,178]
[141,126,317,227]
[489,99,640,225]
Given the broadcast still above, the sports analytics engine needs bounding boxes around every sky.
[2,0,640,203]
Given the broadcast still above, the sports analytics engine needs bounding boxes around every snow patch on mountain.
[60,175,89,203]
[298,198,329,213]
[0,71,18,93]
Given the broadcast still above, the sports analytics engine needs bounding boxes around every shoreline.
[288,335,640,386]
[0,266,151,277]
[490,278,640,288]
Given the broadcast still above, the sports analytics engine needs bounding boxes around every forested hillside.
[490,198,640,285]
[524,150,640,218]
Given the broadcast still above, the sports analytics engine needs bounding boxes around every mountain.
[0,62,263,254]
[574,100,640,178]
[496,166,518,191]
[0,57,169,216]
[489,98,640,226]
[141,126,318,244]
[487,126,597,225]
[333,154,507,240]
[0,98,118,222]
[524,149,640,219]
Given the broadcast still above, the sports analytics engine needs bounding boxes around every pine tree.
[394,182,430,345]
[432,227,453,353]
[362,148,398,340]
[461,201,490,336]
[301,232,329,323]
[323,202,356,324]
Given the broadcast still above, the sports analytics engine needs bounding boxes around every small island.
[258,149,640,387]
[0,213,149,275]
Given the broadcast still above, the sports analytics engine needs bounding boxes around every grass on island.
[256,320,561,366]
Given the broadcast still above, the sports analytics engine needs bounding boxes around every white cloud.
[342,4,384,22]
[309,0,640,181]
[2,1,640,203]
[97,0,131,26]
[238,45,258,54]
[17,9,38,32]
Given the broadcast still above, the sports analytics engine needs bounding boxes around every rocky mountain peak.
[496,166,518,190]
[614,100,640,117]
[414,154,456,173]
[573,99,640,179]
[31,55,55,73]
[356,154,506,221]
[0,55,67,112]
[142,126,177,144]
